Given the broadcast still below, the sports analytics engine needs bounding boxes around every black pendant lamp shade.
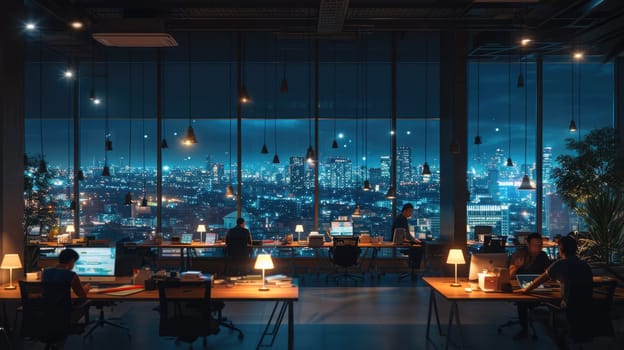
[102,165,110,177]
[105,139,113,151]
[124,192,133,206]
[260,144,269,154]
[363,180,372,191]
[272,154,280,164]
[568,119,577,132]
[225,184,235,198]
[474,135,482,145]
[38,158,47,173]
[506,157,513,167]
[331,139,339,149]
[305,146,315,161]
[161,138,169,149]
[140,197,148,207]
[183,125,198,145]
[77,169,85,181]
[280,78,288,94]
[422,162,432,176]
[385,186,396,199]
[518,174,535,190]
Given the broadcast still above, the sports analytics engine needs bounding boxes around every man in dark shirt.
[41,248,90,323]
[508,233,550,338]
[225,218,253,275]
[391,203,422,275]
[516,235,593,343]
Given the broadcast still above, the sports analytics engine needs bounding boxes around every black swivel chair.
[19,280,90,349]
[224,239,252,276]
[157,280,221,347]
[326,237,363,283]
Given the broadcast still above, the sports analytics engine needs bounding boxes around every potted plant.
[551,127,624,265]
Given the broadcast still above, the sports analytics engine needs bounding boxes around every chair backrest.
[19,280,72,340]
[587,279,617,338]
[157,279,219,342]
[330,237,360,268]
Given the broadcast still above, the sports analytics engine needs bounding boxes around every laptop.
[180,233,193,244]
[516,274,553,292]
[204,232,217,245]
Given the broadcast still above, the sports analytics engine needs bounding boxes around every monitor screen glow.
[73,247,116,277]
[331,221,353,236]
[467,252,508,281]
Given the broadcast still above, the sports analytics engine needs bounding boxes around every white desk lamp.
[295,225,304,243]
[197,224,207,243]
[1,254,23,290]
[254,253,274,291]
[66,224,75,240]
[446,249,466,287]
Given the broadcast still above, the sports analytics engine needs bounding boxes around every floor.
[6,273,624,350]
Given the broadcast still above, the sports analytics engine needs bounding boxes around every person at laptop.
[391,203,423,273]
[41,248,90,323]
[225,218,253,275]
[508,233,550,339]
[515,235,593,343]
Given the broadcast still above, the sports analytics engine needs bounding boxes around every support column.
[614,58,624,181]
[0,0,26,278]
[535,57,544,234]
[439,31,468,247]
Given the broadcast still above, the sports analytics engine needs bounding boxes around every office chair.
[497,302,540,340]
[546,279,617,346]
[326,237,363,283]
[19,280,90,350]
[157,280,220,347]
[224,240,252,276]
[398,245,424,281]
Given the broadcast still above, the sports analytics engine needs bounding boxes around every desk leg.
[256,301,289,350]
[426,288,443,340]
[288,300,294,350]
[445,302,464,350]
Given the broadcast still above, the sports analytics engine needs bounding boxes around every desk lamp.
[66,224,75,240]
[1,254,22,290]
[197,224,207,243]
[254,253,274,291]
[295,225,304,244]
[446,249,465,287]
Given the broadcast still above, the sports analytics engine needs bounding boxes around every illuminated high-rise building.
[397,146,412,183]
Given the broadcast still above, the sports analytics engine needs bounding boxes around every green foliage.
[576,188,624,265]
[551,127,624,210]
[23,154,58,236]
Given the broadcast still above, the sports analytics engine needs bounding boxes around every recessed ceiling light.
[573,51,584,60]
[70,21,84,30]
[64,70,74,78]
[25,22,36,31]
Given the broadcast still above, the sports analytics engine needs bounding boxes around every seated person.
[41,248,90,324]
[508,233,550,339]
[225,218,253,275]
[391,203,423,270]
[515,235,593,343]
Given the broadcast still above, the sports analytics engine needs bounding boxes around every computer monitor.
[72,247,117,282]
[205,232,217,245]
[468,252,508,281]
[331,221,353,236]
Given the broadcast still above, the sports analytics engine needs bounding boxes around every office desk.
[1,279,299,350]
[422,277,558,350]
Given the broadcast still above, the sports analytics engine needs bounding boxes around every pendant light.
[101,62,111,177]
[239,33,250,103]
[576,52,582,141]
[331,42,339,149]
[305,38,315,163]
[568,57,577,132]
[38,36,47,174]
[260,51,269,154]
[140,61,149,206]
[506,56,514,167]
[272,119,280,164]
[475,65,482,147]
[161,53,169,149]
[385,186,396,199]
[226,47,236,199]
[518,57,534,190]
[124,60,133,206]
[362,46,371,191]
[183,32,197,145]
[422,37,432,177]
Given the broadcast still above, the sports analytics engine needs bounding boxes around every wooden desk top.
[128,240,420,249]
[422,276,558,302]
[0,279,298,302]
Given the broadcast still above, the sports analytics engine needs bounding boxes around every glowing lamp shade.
[446,249,466,287]
[254,253,274,291]
[1,254,23,290]
[66,224,75,237]
[197,224,207,243]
